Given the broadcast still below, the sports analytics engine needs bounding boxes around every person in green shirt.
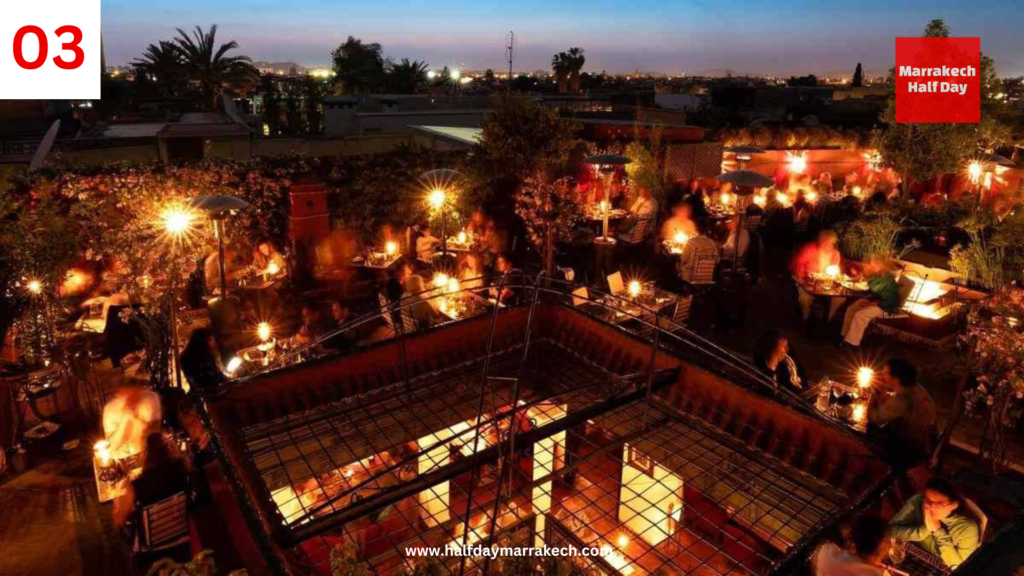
[889,478,981,568]
[841,257,899,346]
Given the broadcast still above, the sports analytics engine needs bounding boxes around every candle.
[257,322,272,342]
[94,440,111,467]
[385,241,397,257]
[825,264,840,280]
[266,261,280,276]
[628,280,642,298]
[720,192,732,205]
[857,367,874,389]
[457,231,467,244]
[672,231,689,245]
[434,273,450,290]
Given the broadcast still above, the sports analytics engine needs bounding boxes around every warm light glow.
[161,205,194,237]
[852,404,867,423]
[600,199,608,213]
[776,192,792,207]
[433,273,450,290]
[627,280,642,298]
[226,356,243,374]
[94,440,111,467]
[825,264,840,280]
[753,194,767,208]
[617,534,630,548]
[457,231,467,244]
[967,161,983,184]
[427,70,437,80]
[257,322,272,342]
[857,367,874,389]
[447,278,460,294]
[788,153,807,174]
[805,190,818,203]
[428,189,447,209]
[672,231,689,245]
[852,185,863,197]
[450,68,461,80]
[720,192,732,205]
[26,279,42,295]
[902,277,952,319]
[385,241,398,256]
[266,261,281,276]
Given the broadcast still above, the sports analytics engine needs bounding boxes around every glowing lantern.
[257,322,272,343]
[852,404,867,423]
[627,280,642,299]
[968,161,983,184]
[788,154,807,174]
[857,367,874,389]
[825,264,840,280]
[385,241,398,257]
[433,273,450,289]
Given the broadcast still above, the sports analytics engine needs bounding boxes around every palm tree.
[566,47,586,93]
[387,58,429,94]
[551,52,571,93]
[173,25,259,108]
[131,41,184,97]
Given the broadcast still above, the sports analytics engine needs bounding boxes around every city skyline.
[101,0,1024,78]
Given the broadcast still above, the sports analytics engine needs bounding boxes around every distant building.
[323,95,491,137]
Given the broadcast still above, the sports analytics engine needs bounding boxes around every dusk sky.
[102,0,1024,77]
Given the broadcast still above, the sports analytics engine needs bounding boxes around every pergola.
[193,286,893,576]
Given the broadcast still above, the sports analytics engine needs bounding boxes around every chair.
[658,295,694,332]
[962,497,989,541]
[617,216,655,245]
[135,492,189,554]
[571,287,589,307]
[744,214,763,231]
[682,250,719,287]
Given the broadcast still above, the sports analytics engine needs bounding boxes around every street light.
[421,169,464,260]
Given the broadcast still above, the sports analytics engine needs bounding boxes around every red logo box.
[894,37,980,123]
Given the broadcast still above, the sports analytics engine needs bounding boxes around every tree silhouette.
[387,58,429,94]
[551,52,571,93]
[566,47,586,93]
[331,36,386,95]
[173,25,259,108]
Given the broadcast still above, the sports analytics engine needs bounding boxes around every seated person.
[325,300,356,350]
[661,203,694,243]
[677,221,719,283]
[812,515,891,576]
[752,331,805,393]
[404,275,442,330]
[114,432,190,527]
[293,304,330,345]
[203,248,245,296]
[251,241,286,278]
[457,253,486,289]
[180,327,226,390]
[889,478,981,569]
[415,224,440,262]
[492,253,523,306]
[794,230,843,321]
[840,257,900,347]
[617,187,659,242]
[722,215,750,262]
[868,358,938,466]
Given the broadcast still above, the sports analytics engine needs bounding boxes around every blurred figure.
[677,220,719,283]
[493,253,523,305]
[794,230,843,320]
[812,515,891,576]
[293,304,330,345]
[661,202,695,241]
[458,253,486,289]
[889,477,980,568]
[180,327,226,390]
[753,331,805,393]
[840,257,899,347]
[114,432,189,526]
[405,275,441,330]
[868,358,937,466]
[251,241,286,277]
[204,247,245,296]
[416,224,440,262]
[722,215,750,262]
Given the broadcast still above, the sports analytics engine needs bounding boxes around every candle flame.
[433,273,450,289]
[825,264,840,279]
[857,367,874,389]
[628,280,642,298]
[385,241,397,256]
[257,322,272,342]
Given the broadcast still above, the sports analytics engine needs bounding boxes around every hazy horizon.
[102,0,1024,78]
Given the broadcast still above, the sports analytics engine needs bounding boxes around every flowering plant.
[514,173,584,272]
[962,286,1024,470]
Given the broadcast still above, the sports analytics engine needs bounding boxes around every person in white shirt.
[677,229,720,284]
[813,515,892,576]
[722,215,750,262]
[628,186,658,218]
[415,224,440,262]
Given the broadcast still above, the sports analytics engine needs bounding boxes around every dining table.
[585,284,678,327]
[794,273,875,301]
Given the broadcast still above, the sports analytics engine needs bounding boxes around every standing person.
[868,358,938,466]
[889,478,981,569]
[812,515,892,576]
[794,230,843,321]
[492,253,523,306]
[840,258,899,347]
[722,215,750,263]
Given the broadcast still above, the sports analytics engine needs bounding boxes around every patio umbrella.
[189,195,250,297]
[717,170,774,192]
[979,153,1015,167]
[724,145,766,155]
[586,155,632,241]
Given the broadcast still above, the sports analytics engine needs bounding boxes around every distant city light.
[450,68,461,80]
[427,70,437,79]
